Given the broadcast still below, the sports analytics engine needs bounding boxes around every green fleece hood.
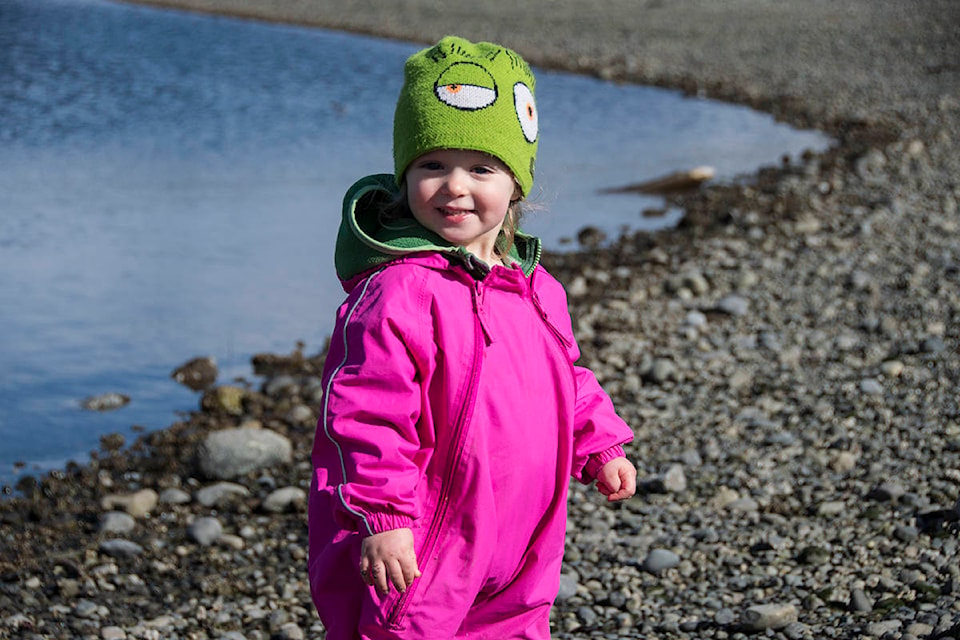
[334,174,542,283]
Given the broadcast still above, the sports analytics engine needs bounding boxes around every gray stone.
[648,358,678,384]
[262,486,306,513]
[715,608,737,625]
[98,539,144,559]
[187,516,223,546]
[195,481,250,507]
[264,375,299,397]
[81,392,130,411]
[74,599,100,618]
[99,511,136,535]
[277,622,304,640]
[197,427,292,479]
[684,310,708,329]
[286,404,314,425]
[158,488,192,505]
[556,573,579,602]
[860,378,884,395]
[101,626,127,640]
[740,603,798,631]
[865,620,902,637]
[921,336,947,354]
[850,588,874,612]
[715,294,750,316]
[783,622,809,640]
[576,606,598,626]
[642,548,680,574]
[895,525,919,541]
[867,481,906,502]
[660,464,687,492]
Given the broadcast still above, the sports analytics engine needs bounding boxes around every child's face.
[405,149,519,264]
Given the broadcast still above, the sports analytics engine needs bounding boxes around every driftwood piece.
[600,166,715,195]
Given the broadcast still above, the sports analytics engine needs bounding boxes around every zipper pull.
[531,291,573,348]
[473,281,494,344]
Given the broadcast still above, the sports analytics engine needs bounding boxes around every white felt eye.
[513,82,538,142]
[436,84,497,110]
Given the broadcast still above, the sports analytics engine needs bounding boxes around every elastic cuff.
[362,512,416,537]
[584,445,626,480]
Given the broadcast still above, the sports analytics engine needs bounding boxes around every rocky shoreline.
[3,1,960,639]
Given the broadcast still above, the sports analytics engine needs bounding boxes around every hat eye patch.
[513,82,538,143]
[434,62,497,111]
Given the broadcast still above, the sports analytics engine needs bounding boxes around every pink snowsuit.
[309,175,633,639]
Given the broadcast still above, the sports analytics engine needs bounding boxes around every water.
[0,0,831,487]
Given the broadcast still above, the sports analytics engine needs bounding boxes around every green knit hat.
[393,36,539,196]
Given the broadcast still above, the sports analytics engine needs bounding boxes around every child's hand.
[360,527,422,595]
[595,456,637,502]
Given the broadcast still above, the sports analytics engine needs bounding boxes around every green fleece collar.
[334,174,541,282]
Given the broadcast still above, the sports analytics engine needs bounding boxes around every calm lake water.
[0,0,831,487]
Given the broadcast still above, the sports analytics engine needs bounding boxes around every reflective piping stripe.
[322,268,385,537]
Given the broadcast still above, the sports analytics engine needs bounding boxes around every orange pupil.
[447,84,462,93]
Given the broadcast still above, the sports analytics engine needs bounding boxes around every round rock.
[197,427,293,479]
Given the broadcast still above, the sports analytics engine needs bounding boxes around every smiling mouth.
[437,207,474,218]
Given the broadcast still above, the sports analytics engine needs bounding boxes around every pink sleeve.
[314,267,434,536]
[531,267,634,483]
[570,365,632,482]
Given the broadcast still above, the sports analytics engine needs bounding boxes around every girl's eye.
[419,161,443,170]
[513,82,538,143]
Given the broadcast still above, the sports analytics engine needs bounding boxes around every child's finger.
[371,562,389,594]
[359,561,374,586]
[385,558,410,593]
[401,558,421,588]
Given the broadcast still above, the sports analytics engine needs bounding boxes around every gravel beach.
[3,1,959,639]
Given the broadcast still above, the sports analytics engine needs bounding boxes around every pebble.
[195,481,250,507]
[556,573,579,602]
[868,481,906,502]
[159,487,192,505]
[197,427,293,479]
[715,608,737,625]
[262,486,307,513]
[170,356,218,391]
[715,294,750,317]
[200,385,246,415]
[81,392,130,411]
[99,511,136,534]
[740,603,798,631]
[850,588,874,612]
[187,516,223,546]
[859,378,884,395]
[100,489,159,517]
[642,549,681,574]
[98,539,144,559]
[865,620,903,636]
[101,626,127,640]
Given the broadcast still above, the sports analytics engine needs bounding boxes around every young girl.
[309,36,637,639]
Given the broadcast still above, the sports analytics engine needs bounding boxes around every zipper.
[387,281,485,629]
[531,290,573,350]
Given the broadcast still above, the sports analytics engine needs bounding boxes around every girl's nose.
[442,168,469,196]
